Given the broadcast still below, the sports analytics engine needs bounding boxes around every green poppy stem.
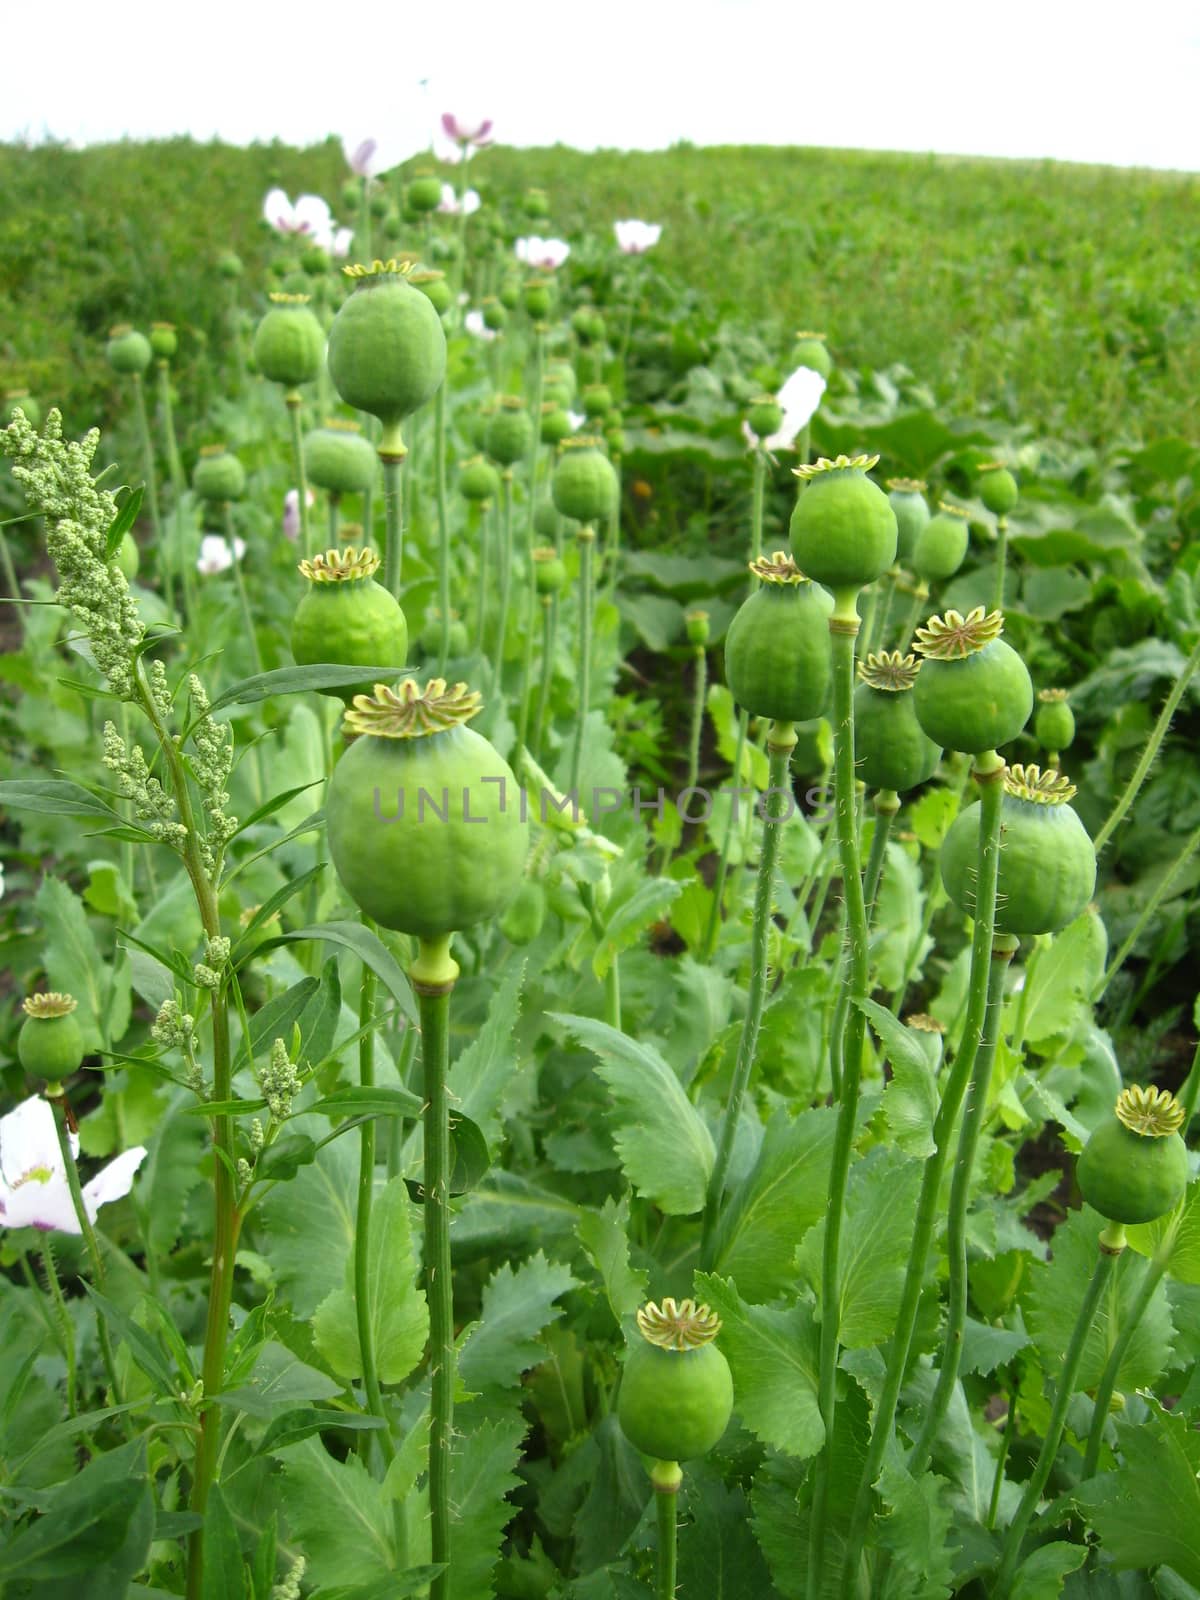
[749,446,766,567]
[48,1094,121,1403]
[354,928,394,1463]
[157,360,184,492]
[651,1460,681,1600]
[222,504,263,678]
[494,473,516,703]
[286,393,312,559]
[381,450,404,600]
[534,596,555,758]
[434,386,452,672]
[992,515,1009,612]
[685,645,707,796]
[40,1237,77,1416]
[569,525,595,800]
[701,708,750,962]
[1081,1236,1173,1482]
[130,371,167,602]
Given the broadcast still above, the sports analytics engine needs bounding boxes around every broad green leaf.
[1019,910,1107,1045]
[458,1252,577,1394]
[448,1413,527,1600]
[274,1437,396,1590]
[796,1147,922,1348]
[310,1085,424,1120]
[448,962,525,1148]
[0,1439,147,1579]
[0,778,120,821]
[863,999,940,1158]
[909,784,961,851]
[34,872,125,1051]
[257,1409,384,1455]
[708,1106,837,1301]
[202,1481,247,1600]
[1010,1542,1088,1600]
[312,1177,428,1384]
[695,1273,824,1459]
[872,843,926,991]
[133,1088,207,1258]
[104,482,143,556]
[206,661,410,714]
[960,1316,1031,1377]
[261,920,417,1022]
[593,876,683,979]
[707,683,769,788]
[577,1194,649,1325]
[1128,1182,1200,1283]
[754,965,835,1102]
[258,1137,358,1318]
[449,1171,580,1261]
[1076,1400,1200,1586]
[217,1340,342,1419]
[676,1463,774,1600]
[875,1436,954,1599]
[551,1012,713,1214]
[565,1415,648,1574]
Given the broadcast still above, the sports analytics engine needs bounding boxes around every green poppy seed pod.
[115,530,140,582]
[523,186,551,219]
[327,262,447,453]
[540,404,572,445]
[498,277,522,311]
[551,437,618,524]
[459,456,501,503]
[617,1299,734,1464]
[546,360,576,402]
[149,322,178,361]
[532,546,567,594]
[979,464,1019,516]
[342,178,362,212]
[886,478,931,564]
[500,878,547,945]
[725,551,834,723]
[854,652,942,793]
[542,380,572,412]
[279,271,313,297]
[192,445,247,503]
[411,270,454,316]
[291,547,408,702]
[523,278,554,320]
[748,394,784,439]
[533,500,560,540]
[941,763,1096,935]
[325,679,529,938]
[605,427,627,457]
[789,453,897,593]
[685,609,711,647]
[369,189,389,220]
[300,244,330,276]
[1035,688,1075,754]
[382,211,402,241]
[572,307,597,343]
[582,383,612,419]
[3,391,41,427]
[253,294,326,388]
[790,330,833,379]
[269,255,292,280]
[18,993,85,1083]
[913,503,970,583]
[303,421,378,497]
[106,325,153,375]
[484,397,535,467]
[407,173,443,214]
[482,297,508,331]
[1077,1086,1189,1225]
[912,606,1033,754]
[419,607,469,657]
[217,251,243,280]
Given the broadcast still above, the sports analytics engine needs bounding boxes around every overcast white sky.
[8,0,1199,172]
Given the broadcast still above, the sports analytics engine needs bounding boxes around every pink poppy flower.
[440,112,494,147]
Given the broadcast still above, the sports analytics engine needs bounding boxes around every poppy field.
[0,121,1199,1600]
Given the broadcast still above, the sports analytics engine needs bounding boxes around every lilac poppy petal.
[441,112,460,141]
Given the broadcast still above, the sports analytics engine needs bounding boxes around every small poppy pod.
[106,325,153,376]
[854,652,942,794]
[407,174,443,214]
[748,395,784,440]
[18,993,85,1084]
[149,322,178,360]
[303,422,378,497]
[523,187,551,219]
[217,252,243,280]
[684,610,711,647]
[533,547,568,595]
[1077,1086,1190,1226]
[533,500,560,541]
[545,360,577,403]
[484,398,534,467]
[979,464,1019,516]
[192,446,247,504]
[790,453,897,593]
[327,261,447,446]
[790,330,833,380]
[1035,688,1075,753]
[341,177,362,212]
[252,294,326,388]
[482,297,508,331]
[886,479,931,564]
[551,437,618,525]
[4,392,41,428]
[941,762,1096,936]
[617,1299,734,1464]
[724,551,834,724]
[291,546,408,703]
[500,878,547,945]
[912,503,970,584]
[540,404,573,446]
[369,189,390,220]
[419,608,469,657]
[523,278,554,320]
[300,245,330,276]
[411,270,453,316]
[498,277,522,311]
[912,607,1033,755]
[582,383,612,419]
[381,211,402,241]
[460,456,501,504]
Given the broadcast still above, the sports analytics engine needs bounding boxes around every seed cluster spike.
[913,605,1005,660]
[22,992,78,1019]
[857,650,922,691]
[298,546,381,584]
[343,677,483,739]
[636,1298,723,1351]
[748,550,809,585]
[793,451,880,481]
[1004,762,1077,806]
[1115,1085,1186,1139]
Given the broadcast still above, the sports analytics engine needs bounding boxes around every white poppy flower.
[464,310,497,342]
[515,236,570,271]
[197,533,246,575]
[0,1095,147,1234]
[743,365,828,453]
[262,190,334,249]
[438,184,481,217]
[614,219,663,255]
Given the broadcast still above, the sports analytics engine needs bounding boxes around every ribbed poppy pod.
[411,269,453,316]
[886,478,931,564]
[545,360,576,404]
[303,421,378,497]
[912,503,970,584]
[327,261,447,454]
[291,547,407,702]
[790,454,897,593]
[912,607,1033,754]
[192,445,246,504]
[149,322,178,360]
[523,278,554,320]
[551,437,618,525]
[484,397,534,468]
[582,384,612,419]
[979,463,1019,516]
[217,252,243,280]
[300,245,330,276]
[941,764,1096,935]
[1077,1086,1189,1226]
[540,403,572,446]
[725,551,834,723]
[18,993,84,1084]
[106,325,152,375]
[482,297,508,331]
[617,1299,734,1464]
[790,330,833,380]
[325,679,529,938]
[533,500,561,541]
[532,547,568,594]
[460,456,501,504]
[252,294,325,388]
[854,652,942,793]
[1035,688,1075,755]
[407,174,443,214]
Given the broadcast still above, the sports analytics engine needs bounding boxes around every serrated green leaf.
[0,1439,147,1580]
[448,962,525,1148]
[256,1408,384,1455]
[875,1436,954,1598]
[1020,911,1107,1045]
[448,1414,527,1600]
[274,1437,396,1589]
[258,1138,358,1318]
[551,1012,713,1214]
[1076,1400,1200,1586]
[1010,1541,1089,1600]
[34,872,123,1051]
[577,1194,648,1325]
[458,1252,577,1393]
[695,1273,824,1459]
[1128,1183,1200,1284]
[864,999,940,1158]
[259,920,416,1022]
[960,1316,1032,1377]
[593,877,683,978]
[216,1340,342,1419]
[676,1463,774,1600]
[312,1177,428,1384]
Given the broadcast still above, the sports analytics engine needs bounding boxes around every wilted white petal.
[82,1147,148,1223]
